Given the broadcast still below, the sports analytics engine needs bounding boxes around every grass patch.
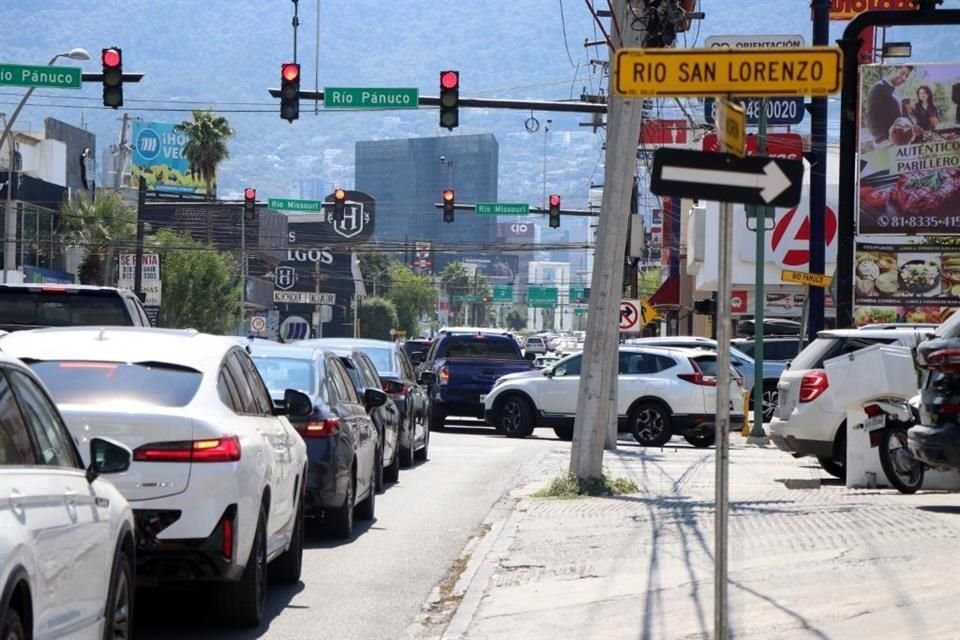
[533,470,639,498]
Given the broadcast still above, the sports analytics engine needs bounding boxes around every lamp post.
[542,119,552,210]
[2,48,90,278]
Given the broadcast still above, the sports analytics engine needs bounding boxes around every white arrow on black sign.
[650,147,804,208]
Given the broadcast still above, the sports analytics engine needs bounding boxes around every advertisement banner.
[829,0,915,20]
[854,241,960,325]
[131,121,208,196]
[858,63,960,235]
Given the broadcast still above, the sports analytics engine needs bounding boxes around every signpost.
[0,63,81,89]
[527,286,558,308]
[475,202,529,216]
[613,47,842,97]
[323,87,418,109]
[781,269,833,288]
[714,96,746,158]
[269,197,324,212]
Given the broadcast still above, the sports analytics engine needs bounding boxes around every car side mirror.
[544,367,555,378]
[419,371,437,385]
[281,389,314,417]
[382,379,405,394]
[86,437,132,484]
[364,388,388,409]
[784,360,792,370]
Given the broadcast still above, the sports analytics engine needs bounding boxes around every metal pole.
[240,190,246,315]
[807,0,829,339]
[133,177,146,298]
[751,101,770,438]
[3,119,13,280]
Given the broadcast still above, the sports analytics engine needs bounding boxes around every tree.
[441,262,470,323]
[358,251,393,296]
[58,190,136,285]
[174,109,234,200]
[387,263,437,337]
[358,297,397,340]
[505,307,527,331]
[149,229,241,334]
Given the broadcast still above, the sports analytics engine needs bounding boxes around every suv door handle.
[9,489,24,516]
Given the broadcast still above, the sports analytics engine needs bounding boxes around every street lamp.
[2,48,90,277]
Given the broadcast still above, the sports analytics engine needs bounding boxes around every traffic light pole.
[134,177,146,301]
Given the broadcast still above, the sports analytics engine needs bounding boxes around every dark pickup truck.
[422,333,534,429]
[0,284,151,332]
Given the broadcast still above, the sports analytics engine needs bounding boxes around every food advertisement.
[130,121,209,196]
[858,63,960,235]
[854,242,960,325]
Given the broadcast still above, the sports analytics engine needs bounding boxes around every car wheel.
[399,419,416,469]
[631,402,673,447]
[103,544,133,640]
[1,607,25,640]
[383,438,400,484]
[818,424,847,480]
[683,432,716,448]
[553,425,574,441]
[356,463,376,521]
[330,470,356,539]
[374,443,385,494]
[817,455,845,479]
[497,394,535,438]
[761,383,778,423]
[271,495,304,584]
[214,504,267,627]
[415,413,430,461]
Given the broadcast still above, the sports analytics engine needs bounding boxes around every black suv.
[0,284,151,332]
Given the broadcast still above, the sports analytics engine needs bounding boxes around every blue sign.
[130,121,209,196]
[704,97,805,126]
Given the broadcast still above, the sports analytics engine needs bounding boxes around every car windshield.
[0,291,128,326]
[29,360,202,407]
[252,356,315,394]
[355,347,395,374]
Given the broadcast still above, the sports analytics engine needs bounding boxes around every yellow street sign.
[614,47,842,98]
[715,96,745,157]
[640,299,660,325]
[781,269,833,288]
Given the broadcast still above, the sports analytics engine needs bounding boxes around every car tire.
[497,394,535,438]
[330,471,356,539]
[383,440,400,484]
[817,455,845,479]
[762,383,778,423]
[631,402,673,447]
[214,504,267,627]
[399,419,416,469]
[683,432,716,448]
[271,496,304,585]
[818,424,847,480]
[103,543,133,640]
[374,443,385,494]
[553,425,574,441]
[1,607,25,640]
[415,415,430,461]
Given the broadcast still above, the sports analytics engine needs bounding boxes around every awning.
[648,275,679,307]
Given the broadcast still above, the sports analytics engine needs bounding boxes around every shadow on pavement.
[917,504,960,515]
[303,516,377,549]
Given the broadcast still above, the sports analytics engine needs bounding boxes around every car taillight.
[863,404,884,417]
[133,435,242,462]
[302,417,341,437]
[41,285,67,293]
[221,514,233,560]
[925,348,960,373]
[798,371,829,403]
[678,372,717,386]
[439,366,450,385]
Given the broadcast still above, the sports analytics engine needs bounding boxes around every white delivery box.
[824,344,918,411]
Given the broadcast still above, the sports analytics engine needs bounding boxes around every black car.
[402,339,433,366]
[911,311,960,472]
[249,342,386,539]
[300,338,430,467]
[332,348,402,492]
[0,283,152,332]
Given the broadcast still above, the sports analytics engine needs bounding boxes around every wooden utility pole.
[570,0,649,479]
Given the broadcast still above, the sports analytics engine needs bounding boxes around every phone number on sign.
[875,215,960,229]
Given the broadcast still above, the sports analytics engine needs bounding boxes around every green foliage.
[174,110,234,199]
[505,308,527,331]
[149,229,241,334]
[532,470,639,499]
[58,190,136,286]
[359,251,394,296]
[387,263,437,337]
[358,297,398,340]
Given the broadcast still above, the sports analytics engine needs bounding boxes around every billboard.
[830,0,915,20]
[131,121,209,196]
[858,63,960,235]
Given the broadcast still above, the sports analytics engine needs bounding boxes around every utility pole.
[114,113,130,190]
[570,0,649,479]
[133,177,146,300]
[807,0,829,340]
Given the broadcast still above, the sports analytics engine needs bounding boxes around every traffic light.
[549,194,561,229]
[439,70,459,130]
[101,47,123,108]
[333,188,346,222]
[243,187,256,223]
[280,62,300,122]
[693,298,716,315]
[442,189,455,223]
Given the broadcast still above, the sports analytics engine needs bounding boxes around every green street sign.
[569,285,587,303]
[493,286,513,303]
[0,63,81,89]
[324,87,419,109]
[528,286,558,308]
[475,202,529,216]
[269,198,324,213]
[452,294,482,304]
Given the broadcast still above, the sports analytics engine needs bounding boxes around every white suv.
[0,327,311,628]
[483,346,744,446]
[768,327,931,478]
[1,352,135,640]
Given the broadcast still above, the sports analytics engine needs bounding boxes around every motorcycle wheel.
[878,424,924,494]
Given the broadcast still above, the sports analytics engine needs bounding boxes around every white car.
[483,346,744,446]
[0,327,311,628]
[1,352,135,640]
[524,336,548,356]
[768,327,932,479]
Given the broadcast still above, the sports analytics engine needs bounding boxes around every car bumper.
[908,424,960,471]
[767,404,843,458]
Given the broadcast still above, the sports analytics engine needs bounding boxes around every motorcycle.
[862,395,926,494]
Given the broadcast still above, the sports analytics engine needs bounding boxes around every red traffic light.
[442,189,455,202]
[440,70,459,90]
[282,63,300,82]
[102,48,121,68]
[549,194,561,207]
[244,187,256,201]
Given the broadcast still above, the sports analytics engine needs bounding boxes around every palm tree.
[174,109,234,199]
[59,190,136,285]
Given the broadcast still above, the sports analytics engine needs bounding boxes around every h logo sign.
[275,266,297,290]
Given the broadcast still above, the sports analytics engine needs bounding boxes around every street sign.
[273,291,336,305]
[452,294,482,303]
[250,315,267,332]
[569,285,587,303]
[781,269,833,288]
[704,96,805,126]
[619,299,640,332]
[613,47,842,97]
[527,286,558,308]
[650,148,804,208]
[269,198,323,213]
[641,299,660,325]
[475,202,529,216]
[323,87,419,109]
[492,286,513,303]
[0,63,81,89]
[715,96,745,157]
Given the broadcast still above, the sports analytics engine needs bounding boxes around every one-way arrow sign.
[650,148,803,208]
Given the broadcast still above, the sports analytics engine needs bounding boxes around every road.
[135,424,555,640]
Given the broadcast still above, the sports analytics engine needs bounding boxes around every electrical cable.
[558,0,578,68]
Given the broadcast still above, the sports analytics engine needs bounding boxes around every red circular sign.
[771,206,838,267]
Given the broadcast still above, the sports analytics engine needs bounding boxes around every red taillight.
[863,404,883,417]
[221,515,233,560]
[41,285,67,293]
[678,372,717,386]
[302,418,341,437]
[133,436,242,462]
[798,371,829,403]
[438,366,450,385]
[925,348,960,373]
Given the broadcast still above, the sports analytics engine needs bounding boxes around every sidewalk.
[411,435,960,640]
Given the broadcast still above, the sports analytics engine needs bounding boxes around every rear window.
[790,336,896,370]
[355,347,394,374]
[251,356,316,394]
[29,361,202,407]
[443,338,519,359]
[402,341,431,360]
[0,291,130,327]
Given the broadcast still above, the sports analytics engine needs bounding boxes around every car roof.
[0,283,132,294]
[246,341,323,360]
[298,337,397,350]
[0,327,233,371]
[629,336,715,344]
[817,327,931,339]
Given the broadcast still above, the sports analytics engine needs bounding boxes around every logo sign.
[250,315,267,332]
[639,119,691,147]
[702,133,804,161]
[614,47,843,97]
[135,128,161,161]
[131,122,209,196]
[280,315,311,341]
[731,290,749,314]
[715,96,746,157]
[274,266,298,290]
[771,206,838,267]
[829,0,915,20]
[651,148,804,208]
[273,291,336,305]
[281,190,375,243]
[781,269,834,288]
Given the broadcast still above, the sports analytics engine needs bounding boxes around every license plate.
[865,414,885,433]
[479,394,486,403]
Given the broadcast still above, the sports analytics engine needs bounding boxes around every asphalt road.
[136,423,555,640]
